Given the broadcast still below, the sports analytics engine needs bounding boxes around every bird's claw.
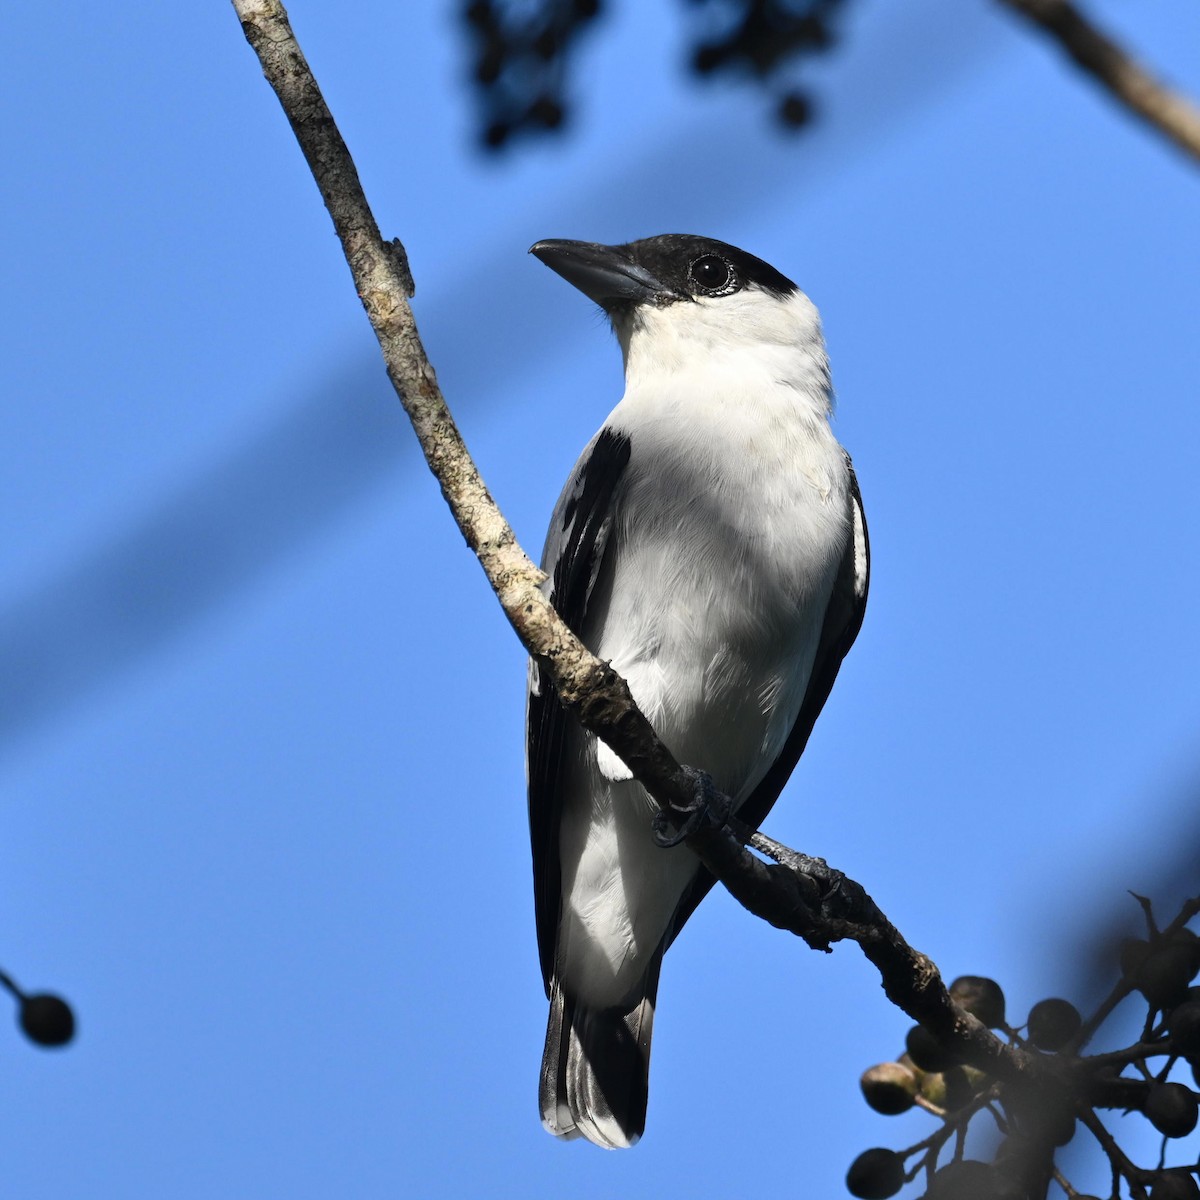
[652,768,732,848]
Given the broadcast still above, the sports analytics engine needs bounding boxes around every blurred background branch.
[998,0,1200,163]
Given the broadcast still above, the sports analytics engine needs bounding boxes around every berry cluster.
[849,899,1200,1200]
[0,967,75,1049]
[461,0,857,148]
[687,0,850,128]
[461,0,603,150]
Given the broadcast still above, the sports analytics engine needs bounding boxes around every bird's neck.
[616,294,834,419]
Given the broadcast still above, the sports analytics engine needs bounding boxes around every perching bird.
[526,235,868,1148]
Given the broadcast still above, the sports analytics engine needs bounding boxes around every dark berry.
[1168,999,1200,1056]
[949,975,1007,1028]
[905,1024,961,1072]
[1149,1171,1200,1200]
[859,1062,918,1115]
[529,96,563,128]
[926,1159,1001,1200]
[941,1067,976,1111]
[474,47,504,85]
[1022,1099,1077,1147]
[1144,1082,1199,1138]
[778,92,811,128]
[1026,998,1081,1051]
[1136,945,1198,1009]
[19,993,75,1047]
[1120,936,1151,977]
[532,29,558,58]
[692,43,722,74]
[463,1,492,29]
[846,1148,905,1199]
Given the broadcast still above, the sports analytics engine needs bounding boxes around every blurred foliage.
[460,0,855,149]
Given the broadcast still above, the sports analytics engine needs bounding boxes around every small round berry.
[1136,945,1198,1010]
[529,96,563,128]
[859,1062,919,1115]
[926,1159,1000,1200]
[778,92,811,128]
[532,29,558,58]
[1026,998,1082,1051]
[474,45,504,85]
[1168,999,1200,1056]
[1145,1082,1199,1139]
[846,1148,905,1199]
[941,1067,976,1111]
[1036,1104,1077,1147]
[905,1024,961,1073]
[19,993,75,1047]
[1149,1171,1200,1200]
[949,976,1007,1028]
[692,44,722,74]
[463,1,492,29]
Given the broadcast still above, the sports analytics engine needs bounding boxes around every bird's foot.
[652,768,732,848]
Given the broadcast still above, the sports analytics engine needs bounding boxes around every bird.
[526,234,868,1148]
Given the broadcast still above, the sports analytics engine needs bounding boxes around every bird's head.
[529,234,828,398]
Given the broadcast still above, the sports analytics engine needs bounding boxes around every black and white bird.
[526,235,868,1148]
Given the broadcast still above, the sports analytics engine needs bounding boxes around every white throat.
[613,286,833,416]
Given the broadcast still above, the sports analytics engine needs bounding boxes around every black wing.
[527,426,632,991]
[664,455,870,947]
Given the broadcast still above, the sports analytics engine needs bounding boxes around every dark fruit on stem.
[1144,1082,1199,1138]
[905,1024,961,1072]
[1026,998,1081,1051]
[19,993,75,1047]
[1150,1171,1200,1200]
[778,92,810,127]
[949,975,1007,1028]
[941,1067,975,1112]
[926,1159,1000,1200]
[846,1148,905,1199]
[1136,945,1198,1009]
[1168,999,1200,1056]
[860,1062,918,1115]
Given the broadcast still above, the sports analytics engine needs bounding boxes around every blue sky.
[2,1,1198,1196]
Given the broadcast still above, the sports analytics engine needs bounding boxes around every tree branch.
[999,0,1200,166]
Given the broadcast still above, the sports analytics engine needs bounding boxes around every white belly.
[556,391,851,1007]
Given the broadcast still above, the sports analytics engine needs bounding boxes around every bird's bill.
[530,239,674,309]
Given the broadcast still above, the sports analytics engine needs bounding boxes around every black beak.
[530,239,675,310]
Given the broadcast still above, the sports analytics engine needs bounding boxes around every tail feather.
[539,961,661,1149]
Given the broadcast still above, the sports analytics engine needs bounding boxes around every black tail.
[539,959,662,1149]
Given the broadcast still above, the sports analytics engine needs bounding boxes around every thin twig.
[1084,1041,1167,1071]
[999,0,1200,165]
[1079,1106,1150,1200]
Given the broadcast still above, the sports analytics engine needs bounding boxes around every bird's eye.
[688,255,735,295]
